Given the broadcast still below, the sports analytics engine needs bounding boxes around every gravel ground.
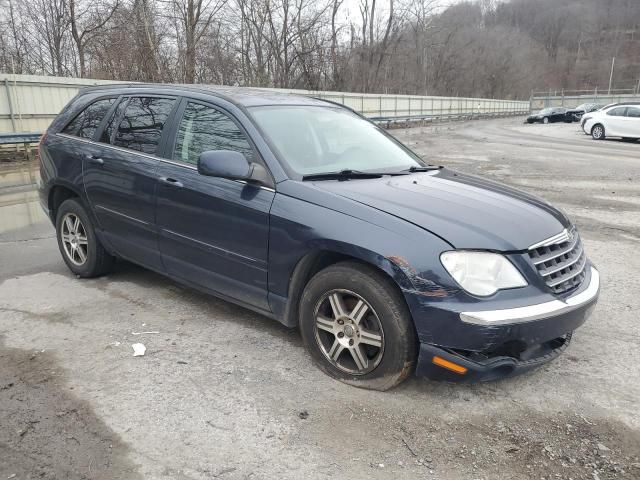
[1,118,639,479]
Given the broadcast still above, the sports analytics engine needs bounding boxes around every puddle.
[0,343,141,479]
[0,195,50,243]
[0,160,39,189]
[0,161,49,240]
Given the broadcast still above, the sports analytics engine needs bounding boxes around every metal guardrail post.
[3,79,17,132]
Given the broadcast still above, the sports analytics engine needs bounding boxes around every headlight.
[440,251,527,296]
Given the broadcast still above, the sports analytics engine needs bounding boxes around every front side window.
[62,98,116,139]
[112,97,175,154]
[626,107,640,118]
[173,102,253,165]
[607,107,627,117]
[249,105,423,176]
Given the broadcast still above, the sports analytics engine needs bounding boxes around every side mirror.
[198,150,272,186]
[198,150,251,180]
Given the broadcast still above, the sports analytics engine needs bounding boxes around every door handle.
[85,155,104,165]
[159,177,184,188]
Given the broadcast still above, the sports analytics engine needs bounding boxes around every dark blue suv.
[39,85,600,390]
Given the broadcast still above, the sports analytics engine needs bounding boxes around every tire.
[55,198,114,277]
[299,261,418,391]
[591,124,605,140]
[542,117,549,124]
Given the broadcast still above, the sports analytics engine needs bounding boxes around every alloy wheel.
[61,213,88,266]
[593,125,603,139]
[313,289,385,375]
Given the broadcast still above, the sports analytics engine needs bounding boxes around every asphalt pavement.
[1,118,639,480]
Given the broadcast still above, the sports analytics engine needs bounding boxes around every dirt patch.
[0,343,140,480]
[393,411,640,479]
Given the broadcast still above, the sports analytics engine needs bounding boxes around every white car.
[582,103,640,141]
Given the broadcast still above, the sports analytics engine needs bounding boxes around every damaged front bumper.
[414,267,600,382]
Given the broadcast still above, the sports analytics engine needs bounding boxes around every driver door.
[155,99,275,310]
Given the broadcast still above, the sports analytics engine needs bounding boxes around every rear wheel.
[299,261,417,391]
[56,198,114,277]
[591,124,605,140]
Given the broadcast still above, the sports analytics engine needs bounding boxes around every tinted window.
[626,107,640,118]
[113,97,175,154]
[100,98,128,144]
[62,98,116,139]
[607,107,627,116]
[173,102,253,165]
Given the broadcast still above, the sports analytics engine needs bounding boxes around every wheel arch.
[48,182,83,222]
[281,246,416,328]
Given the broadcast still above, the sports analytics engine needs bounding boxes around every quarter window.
[626,107,640,118]
[62,98,116,139]
[607,107,627,116]
[112,97,175,154]
[173,102,253,166]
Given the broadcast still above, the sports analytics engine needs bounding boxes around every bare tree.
[172,0,227,83]
[24,0,71,75]
[1,0,639,98]
[69,0,120,77]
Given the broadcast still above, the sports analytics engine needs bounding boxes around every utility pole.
[608,57,616,95]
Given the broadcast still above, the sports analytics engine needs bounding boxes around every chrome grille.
[528,229,587,295]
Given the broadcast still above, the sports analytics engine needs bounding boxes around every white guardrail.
[0,73,529,133]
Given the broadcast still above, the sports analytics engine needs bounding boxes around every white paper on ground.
[132,343,146,356]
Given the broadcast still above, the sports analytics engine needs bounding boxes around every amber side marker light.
[432,356,468,374]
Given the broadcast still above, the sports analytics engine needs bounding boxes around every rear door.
[622,107,640,138]
[155,99,275,310]
[85,95,178,270]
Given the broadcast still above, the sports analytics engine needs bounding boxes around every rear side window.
[172,102,254,165]
[112,97,175,154]
[62,98,116,139]
[626,107,640,118]
[607,107,627,116]
[100,98,128,144]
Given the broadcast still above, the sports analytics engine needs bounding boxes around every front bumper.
[415,267,600,382]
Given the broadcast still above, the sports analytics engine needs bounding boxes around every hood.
[308,168,569,251]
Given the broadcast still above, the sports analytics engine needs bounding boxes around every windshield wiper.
[405,165,443,172]
[302,169,384,181]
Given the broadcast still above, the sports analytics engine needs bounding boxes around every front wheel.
[299,262,417,390]
[56,198,114,277]
[591,124,605,140]
[542,117,550,124]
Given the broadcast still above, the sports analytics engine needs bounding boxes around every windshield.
[249,106,424,176]
[540,108,553,114]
